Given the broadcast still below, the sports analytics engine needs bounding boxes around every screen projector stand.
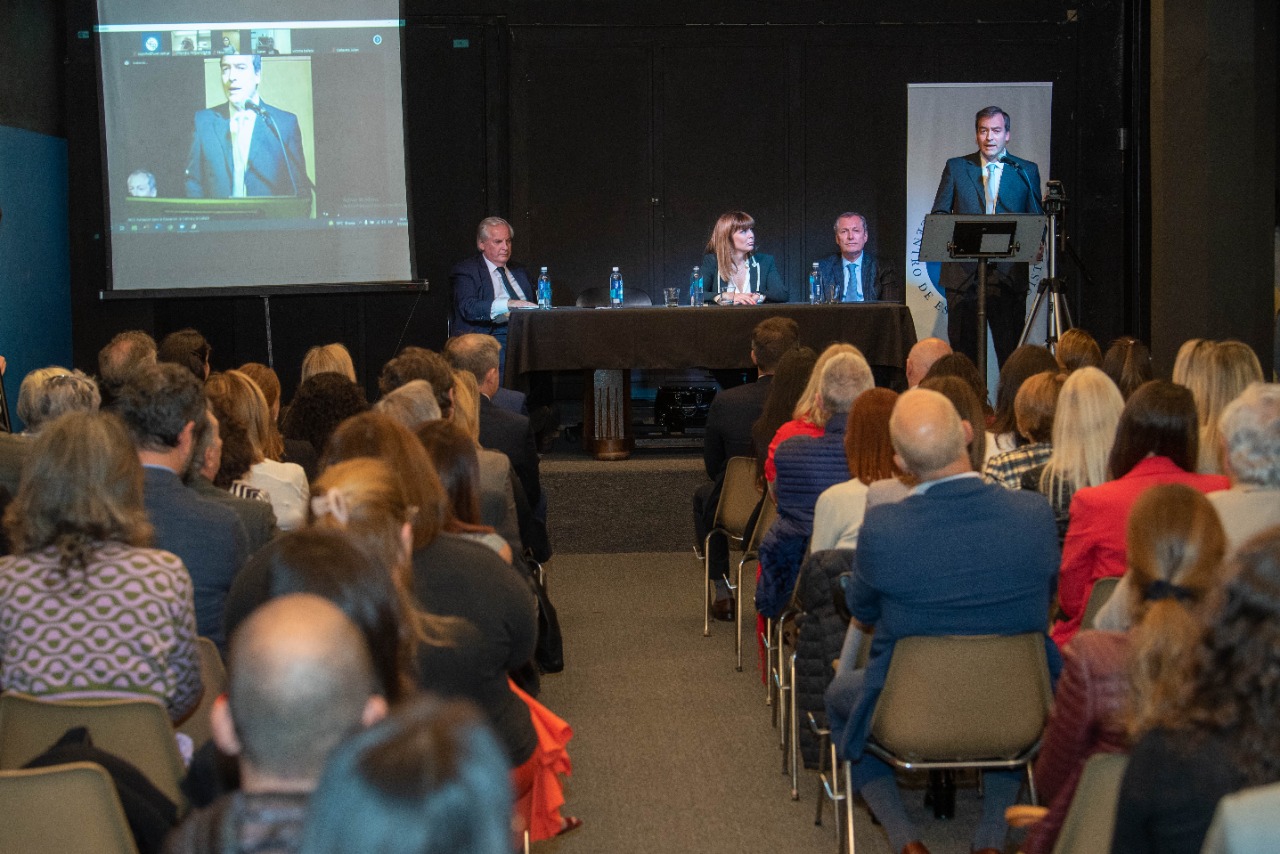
[921,213,1047,381]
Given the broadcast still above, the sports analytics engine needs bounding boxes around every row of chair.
[700,456,1131,853]
[0,636,229,853]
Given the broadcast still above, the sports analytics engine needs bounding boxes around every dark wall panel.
[659,44,790,297]
[511,40,653,301]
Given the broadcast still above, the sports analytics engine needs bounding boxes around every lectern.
[921,213,1046,380]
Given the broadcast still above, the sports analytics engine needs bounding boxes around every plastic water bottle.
[690,265,704,306]
[537,267,552,309]
[808,262,821,304]
[609,267,624,308]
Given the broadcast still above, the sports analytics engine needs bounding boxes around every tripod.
[1019,181,1082,352]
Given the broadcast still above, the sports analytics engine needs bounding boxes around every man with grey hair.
[816,212,903,303]
[373,379,442,430]
[1208,382,1280,551]
[755,350,875,619]
[164,593,387,854]
[450,217,537,354]
[823,388,1059,854]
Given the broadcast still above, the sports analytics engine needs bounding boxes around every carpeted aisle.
[533,451,993,853]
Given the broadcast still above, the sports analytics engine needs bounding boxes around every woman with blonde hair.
[0,411,202,721]
[310,451,579,841]
[1021,484,1227,854]
[448,369,525,554]
[1190,340,1264,474]
[701,211,788,305]
[1025,367,1125,541]
[206,370,310,530]
[301,343,357,384]
[763,343,861,485]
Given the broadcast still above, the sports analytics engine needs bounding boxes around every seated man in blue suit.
[824,388,1059,854]
[185,54,312,199]
[114,363,249,651]
[816,212,903,303]
[450,217,536,358]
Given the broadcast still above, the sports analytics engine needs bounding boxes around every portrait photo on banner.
[904,82,1053,382]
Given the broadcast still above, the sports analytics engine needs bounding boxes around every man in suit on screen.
[932,105,1043,368]
[184,54,312,200]
[815,212,903,303]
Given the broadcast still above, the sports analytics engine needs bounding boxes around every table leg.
[582,369,634,460]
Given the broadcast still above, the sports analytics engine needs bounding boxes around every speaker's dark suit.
[450,254,534,336]
[816,252,903,303]
[184,101,312,199]
[932,152,1043,366]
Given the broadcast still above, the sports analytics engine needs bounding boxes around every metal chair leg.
[702,532,715,637]
[783,655,793,804]
[764,618,775,708]
[734,555,746,672]
[843,759,857,854]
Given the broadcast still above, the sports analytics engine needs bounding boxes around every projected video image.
[95,6,412,290]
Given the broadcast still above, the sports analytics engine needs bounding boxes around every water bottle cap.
[692,266,700,273]
[812,262,819,268]
[540,266,547,273]
[612,267,619,272]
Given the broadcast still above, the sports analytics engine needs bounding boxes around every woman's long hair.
[844,388,901,485]
[415,421,496,538]
[311,458,457,655]
[751,346,817,483]
[206,369,280,463]
[1166,526,1280,787]
[990,345,1058,441]
[919,376,986,475]
[321,413,447,550]
[791,343,861,428]
[3,411,152,581]
[1107,380,1200,479]
[1124,484,1227,738]
[705,210,755,287]
[1039,367,1125,502]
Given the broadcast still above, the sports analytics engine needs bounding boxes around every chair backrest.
[715,456,762,542]
[0,693,186,809]
[870,633,1053,762]
[1051,753,1129,854]
[0,762,141,854]
[177,637,228,750]
[743,495,778,558]
[1081,575,1121,632]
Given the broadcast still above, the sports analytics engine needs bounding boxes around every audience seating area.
[0,327,1276,854]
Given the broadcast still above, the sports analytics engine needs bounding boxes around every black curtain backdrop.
[65,0,1137,401]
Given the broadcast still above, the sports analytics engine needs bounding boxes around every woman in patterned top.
[0,410,202,722]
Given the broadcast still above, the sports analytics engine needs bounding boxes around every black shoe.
[711,597,736,622]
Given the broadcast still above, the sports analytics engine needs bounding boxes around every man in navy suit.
[184,54,312,200]
[815,212,903,303]
[450,217,536,348]
[115,363,249,651]
[824,388,1059,854]
[932,106,1043,368]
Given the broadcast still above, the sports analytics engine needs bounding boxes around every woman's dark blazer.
[700,252,789,303]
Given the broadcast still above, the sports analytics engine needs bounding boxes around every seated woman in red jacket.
[1019,484,1227,854]
[1052,380,1227,647]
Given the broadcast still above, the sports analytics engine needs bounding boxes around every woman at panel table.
[701,211,789,305]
